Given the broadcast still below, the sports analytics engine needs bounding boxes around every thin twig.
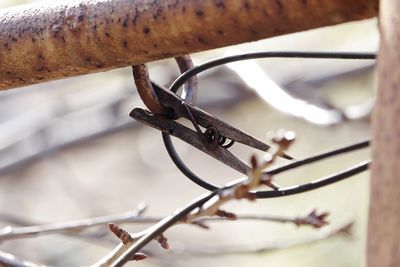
[0,209,329,242]
[0,136,369,266]
[0,250,48,267]
[0,212,123,248]
[0,206,147,242]
[94,191,219,267]
[93,134,293,266]
[180,220,353,257]
[193,210,329,228]
[93,134,369,266]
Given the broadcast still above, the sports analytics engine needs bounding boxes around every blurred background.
[0,1,377,266]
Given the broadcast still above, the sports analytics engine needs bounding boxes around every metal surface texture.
[0,0,378,89]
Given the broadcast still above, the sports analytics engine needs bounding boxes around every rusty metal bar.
[0,0,378,90]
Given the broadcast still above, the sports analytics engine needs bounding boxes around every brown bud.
[131,252,148,261]
[272,129,296,149]
[109,223,134,244]
[250,154,258,169]
[216,209,237,220]
[155,234,169,249]
[295,210,330,228]
[245,192,257,201]
[191,220,210,229]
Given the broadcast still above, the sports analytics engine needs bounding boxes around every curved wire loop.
[162,51,376,196]
[132,55,198,114]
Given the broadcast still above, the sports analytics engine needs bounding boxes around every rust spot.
[153,8,162,20]
[153,44,158,48]
[198,37,207,45]
[123,41,128,48]
[215,1,225,9]
[143,26,150,34]
[243,1,251,9]
[217,29,224,35]
[38,53,45,60]
[196,10,204,17]
[132,7,139,25]
[105,32,110,38]
[37,66,50,72]
[275,0,283,15]
[123,15,129,27]
[250,28,258,35]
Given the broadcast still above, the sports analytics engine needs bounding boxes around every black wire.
[114,158,370,265]
[162,51,376,194]
[162,133,219,190]
[169,51,376,93]
[265,139,370,176]
[255,160,370,198]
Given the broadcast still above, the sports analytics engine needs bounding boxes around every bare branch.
[180,220,353,257]
[0,135,368,266]
[0,209,330,243]
[0,205,147,242]
[194,210,330,229]
[94,132,297,266]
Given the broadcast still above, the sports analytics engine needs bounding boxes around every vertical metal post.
[368,0,400,265]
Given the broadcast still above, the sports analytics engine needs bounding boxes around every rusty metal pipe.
[0,0,378,90]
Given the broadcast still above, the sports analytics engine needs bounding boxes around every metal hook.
[132,55,198,114]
